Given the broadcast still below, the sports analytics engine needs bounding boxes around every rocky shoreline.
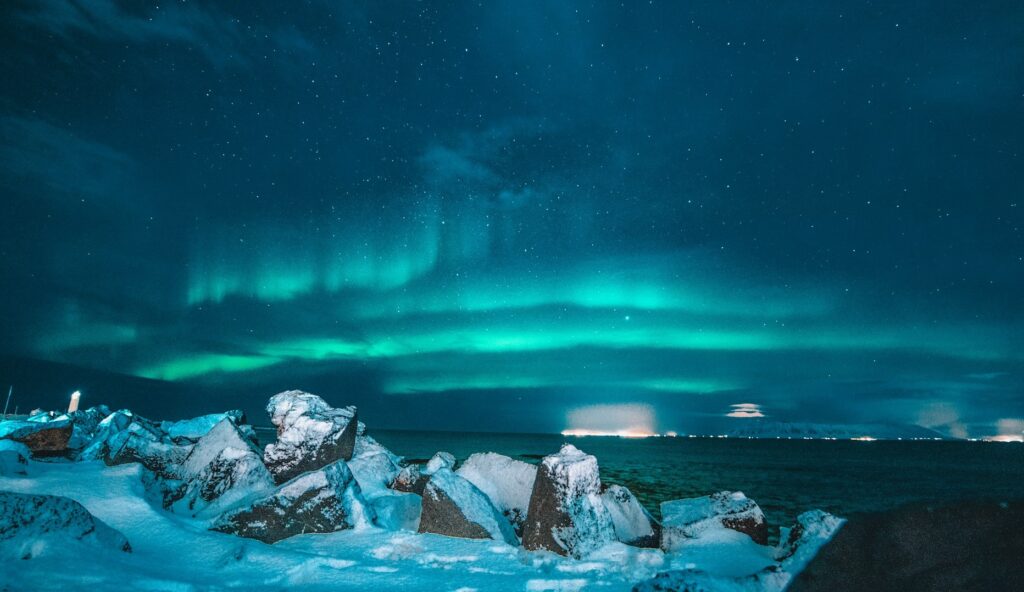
[3,389,1015,591]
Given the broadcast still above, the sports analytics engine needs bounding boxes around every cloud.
[726,403,764,419]
[14,0,313,68]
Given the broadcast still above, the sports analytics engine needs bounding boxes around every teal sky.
[0,1,1021,437]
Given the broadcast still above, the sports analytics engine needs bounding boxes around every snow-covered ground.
[0,459,781,591]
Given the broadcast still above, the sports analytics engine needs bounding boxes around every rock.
[65,407,111,450]
[161,410,248,443]
[631,510,844,592]
[522,444,615,557]
[602,484,660,548]
[104,427,191,479]
[211,459,374,544]
[0,491,132,559]
[392,464,429,494]
[456,452,537,536]
[425,451,456,474]
[0,419,72,457]
[169,419,275,516]
[418,468,518,545]
[661,491,768,549]
[0,440,30,476]
[77,410,135,460]
[788,501,1024,592]
[371,491,422,531]
[263,390,359,484]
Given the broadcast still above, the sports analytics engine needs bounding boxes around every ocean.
[369,430,1024,537]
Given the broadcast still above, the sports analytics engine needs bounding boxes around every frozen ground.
[0,459,777,592]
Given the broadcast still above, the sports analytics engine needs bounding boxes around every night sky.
[1,1,1021,437]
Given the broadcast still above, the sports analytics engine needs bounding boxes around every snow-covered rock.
[77,410,135,460]
[0,418,72,456]
[424,451,456,474]
[104,427,191,479]
[602,484,660,548]
[418,467,518,545]
[0,491,132,559]
[212,459,374,543]
[263,390,359,484]
[456,452,537,535]
[632,510,843,592]
[168,418,275,517]
[161,410,248,443]
[661,491,768,549]
[0,440,30,476]
[65,406,111,450]
[522,444,616,557]
[392,463,429,494]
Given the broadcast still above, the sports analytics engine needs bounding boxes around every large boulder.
[522,444,615,557]
[632,510,843,592]
[601,484,660,548]
[788,502,1024,592]
[263,390,358,484]
[211,459,374,544]
[418,468,518,545]
[64,406,111,450]
[661,491,768,550]
[77,410,135,460]
[0,440,30,476]
[0,419,72,457]
[456,452,537,535]
[0,492,132,559]
[168,418,275,516]
[161,410,252,444]
[104,427,191,479]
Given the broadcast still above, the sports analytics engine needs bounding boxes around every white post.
[2,385,10,418]
[68,390,81,413]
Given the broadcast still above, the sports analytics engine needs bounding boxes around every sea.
[258,428,1024,540]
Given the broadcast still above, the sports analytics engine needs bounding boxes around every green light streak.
[138,353,282,381]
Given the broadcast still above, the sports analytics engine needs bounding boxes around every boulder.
[392,464,429,494]
[161,410,249,444]
[601,484,660,548]
[0,419,72,457]
[263,390,359,484]
[0,491,132,559]
[456,452,537,535]
[418,468,518,545]
[212,459,374,544]
[661,491,768,550]
[425,451,456,474]
[522,444,615,557]
[788,502,1024,592]
[349,450,402,495]
[65,406,111,449]
[104,427,191,479]
[168,418,275,516]
[77,410,135,460]
[631,510,844,592]
[0,440,30,476]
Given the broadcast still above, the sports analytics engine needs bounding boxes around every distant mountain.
[723,419,953,441]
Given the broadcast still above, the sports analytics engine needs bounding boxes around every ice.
[424,451,456,474]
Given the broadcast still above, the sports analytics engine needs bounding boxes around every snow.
[423,468,519,545]
[263,390,359,482]
[0,439,30,476]
[456,452,536,530]
[601,485,655,544]
[180,418,259,479]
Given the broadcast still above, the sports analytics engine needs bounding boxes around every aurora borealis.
[0,1,1021,437]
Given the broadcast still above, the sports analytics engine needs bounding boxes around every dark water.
[364,430,1024,535]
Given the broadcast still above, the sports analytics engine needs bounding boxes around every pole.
[2,385,11,418]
